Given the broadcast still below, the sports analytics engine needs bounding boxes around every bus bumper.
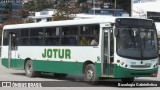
[114,65,159,78]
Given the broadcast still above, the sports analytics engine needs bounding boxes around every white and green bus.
[1,17,159,84]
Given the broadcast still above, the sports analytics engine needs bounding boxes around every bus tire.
[121,78,134,83]
[25,60,36,77]
[54,73,68,78]
[84,64,98,84]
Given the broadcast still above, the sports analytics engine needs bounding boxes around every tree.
[2,18,22,26]
[24,18,34,23]
[23,0,54,11]
[0,17,22,30]
[23,0,35,11]
[77,0,87,4]
[53,6,74,21]
[53,0,80,21]
[20,9,30,18]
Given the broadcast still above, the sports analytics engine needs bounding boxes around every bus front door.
[102,28,114,77]
[8,33,18,68]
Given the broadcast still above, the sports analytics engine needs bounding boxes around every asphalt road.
[0,60,160,90]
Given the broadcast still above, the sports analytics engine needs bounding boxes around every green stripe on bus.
[1,58,24,69]
[32,60,83,74]
[2,58,158,78]
[1,58,101,76]
[32,60,101,76]
[1,58,9,68]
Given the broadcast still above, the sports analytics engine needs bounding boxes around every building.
[23,0,32,3]
[133,0,160,31]
[28,9,56,23]
[0,0,22,24]
[133,0,160,19]
[0,0,11,23]
[133,0,160,44]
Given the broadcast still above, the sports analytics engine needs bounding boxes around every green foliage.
[56,0,68,6]
[24,18,34,23]
[23,0,54,11]
[20,9,29,18]
[53,6,75,21]
[53,1,80,21]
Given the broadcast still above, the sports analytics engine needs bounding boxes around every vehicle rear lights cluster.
[152,72,158,77]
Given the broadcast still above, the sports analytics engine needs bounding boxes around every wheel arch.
[82,60,94,74]
[24,58,31,69]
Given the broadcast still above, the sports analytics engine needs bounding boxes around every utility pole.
[93,0,96,15]
[114,0,116,16]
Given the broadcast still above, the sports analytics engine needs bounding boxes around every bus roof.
[3,17,153,30]
[3,17,115,30]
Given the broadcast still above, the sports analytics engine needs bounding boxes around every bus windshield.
[117,27,158,59]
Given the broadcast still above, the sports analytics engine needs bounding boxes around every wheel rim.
[86,69,93,80]
[26,63,32,75]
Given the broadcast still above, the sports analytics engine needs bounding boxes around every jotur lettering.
[42,49,71,59]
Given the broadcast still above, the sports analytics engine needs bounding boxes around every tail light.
[152,72,158,77]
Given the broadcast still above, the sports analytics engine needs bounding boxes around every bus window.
[44,27,60,46]
[79,24,99,46]
[61,26,78,45]
[3,30,9,45]
[80,25,99,35]
[45,27,59,36]
[20,38,29,45]
[79,36,92,46]
[103,28,114,56]
[21,29,29,37]
[110,29,114,56]
[30,37,43,46]
[62,26,78,35]
[20,29,29,46]
[68,36,77,45]
[44,37,60,46]
[61,36,78,45]
[30,28,44,37]
[30,28,44,46]
[45,27,52,36]
[3,29,20,46]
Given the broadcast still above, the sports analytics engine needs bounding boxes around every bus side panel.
[95,63,101,77]
[1,46,9,68]
[1,58,24,69]
[1,58,9,68]
[10,59,24,70]
[33,60,102,76]
[32,60,83,74]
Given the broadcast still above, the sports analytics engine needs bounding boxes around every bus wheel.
[121,78,134,83]
[84,64,98,84]
[25,60,36,77]
[54,73,68,78]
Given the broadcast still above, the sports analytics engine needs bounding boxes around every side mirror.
[114,28,119,37]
